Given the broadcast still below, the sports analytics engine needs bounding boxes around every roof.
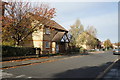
[27,13,68,32]
[52,32,65,42]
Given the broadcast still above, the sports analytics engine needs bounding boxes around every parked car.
[113,49,120,55]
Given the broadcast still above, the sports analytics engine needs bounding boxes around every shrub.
[66,46,80,54]
[2,45,36,57]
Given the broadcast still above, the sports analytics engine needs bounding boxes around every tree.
[69,19,100,49]
[2,0,56,46]
[69,19,84,47]
[86,26,97,37]
[104,39,113,50]
[78,31,100,49]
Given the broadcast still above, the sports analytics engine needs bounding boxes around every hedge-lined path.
[1,53,90,69]
[1,51,108,69]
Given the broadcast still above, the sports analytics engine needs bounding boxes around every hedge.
[2,45,36,57]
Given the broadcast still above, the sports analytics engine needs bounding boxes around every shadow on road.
[2,61,117,80]
[52,62,113,80]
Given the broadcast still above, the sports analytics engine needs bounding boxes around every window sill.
[46,48,50,49]
[45,34,50,35]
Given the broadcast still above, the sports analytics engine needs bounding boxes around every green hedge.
[67,47,80,54]
[67,46,88,54]
[2,46,36,57]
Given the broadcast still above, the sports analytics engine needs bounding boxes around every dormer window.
[45,28,50,34]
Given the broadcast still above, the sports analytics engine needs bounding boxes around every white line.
[28,77,32,78]
[15,75,25,78]
[95,59,119,80]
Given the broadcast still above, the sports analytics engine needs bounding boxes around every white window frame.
[45,28,50,34]
[45,42,50,48]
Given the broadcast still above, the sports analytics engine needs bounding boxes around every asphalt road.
[2,51,118,79]
[103,59,120,79]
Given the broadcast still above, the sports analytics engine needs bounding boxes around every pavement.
[1,51,105,69]
[103,59,120,80]
[1,53,89,69]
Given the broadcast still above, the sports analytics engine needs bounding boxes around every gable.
[61,34,69,42]
[52,32,69,42]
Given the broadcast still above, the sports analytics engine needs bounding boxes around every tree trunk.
[15,40,21,46]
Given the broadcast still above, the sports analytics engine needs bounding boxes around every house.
[112,43,120,49]
[22,13,69,55]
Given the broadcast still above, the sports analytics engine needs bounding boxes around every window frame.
[45,42,50,48]
[45,28,50,34]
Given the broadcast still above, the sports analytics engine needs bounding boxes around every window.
[45,42,50,48]
[45,28,50,34]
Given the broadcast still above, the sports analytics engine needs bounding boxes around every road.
[2,51,118,79]
[103,59,120,79]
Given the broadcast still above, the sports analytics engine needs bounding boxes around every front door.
[56,43,59,53]
[59,43,65,53]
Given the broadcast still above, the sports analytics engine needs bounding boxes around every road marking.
[2,72,13,78]
[15,75,25,78]
[28,77,32,78]
[95,59,119,80]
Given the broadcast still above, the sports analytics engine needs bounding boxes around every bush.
[79,48,86,53]
[66,46,81,54]
[2,45,36,57]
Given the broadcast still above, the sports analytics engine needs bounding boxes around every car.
[113,49,120,55]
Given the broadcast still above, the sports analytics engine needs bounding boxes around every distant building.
[101,41,105,48]
[112,43,119,49]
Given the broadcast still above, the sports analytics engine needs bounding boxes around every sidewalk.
[1,53,87,69]
[1,51,104,69]
[103,59,120,80]
[2,55,66,69]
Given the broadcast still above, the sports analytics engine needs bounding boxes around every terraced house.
[23,13,69,55]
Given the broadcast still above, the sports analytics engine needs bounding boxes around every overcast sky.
[48,2,118,43]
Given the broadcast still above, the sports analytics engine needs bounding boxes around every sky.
[3,0,119,43]
[48,2,118,43]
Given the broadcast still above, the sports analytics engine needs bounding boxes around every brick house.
[22,13,69,55]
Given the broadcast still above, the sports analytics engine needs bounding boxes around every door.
[56,43,59,53]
